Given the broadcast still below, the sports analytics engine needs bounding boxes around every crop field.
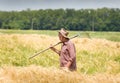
[0,30,120,83]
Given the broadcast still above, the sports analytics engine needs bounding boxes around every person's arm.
[65,42,76,68]
[50,45,60,55]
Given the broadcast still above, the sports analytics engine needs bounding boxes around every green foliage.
[0,8,119,31]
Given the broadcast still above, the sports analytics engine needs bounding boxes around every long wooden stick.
[29,34,79,59]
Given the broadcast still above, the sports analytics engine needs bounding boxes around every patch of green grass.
[0,29,58,36]
[114,56,120,63]
[88,31,120,42]
[0,29,120,42]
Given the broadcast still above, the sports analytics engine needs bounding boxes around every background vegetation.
[0,8,120,31]
[0,29,120,42]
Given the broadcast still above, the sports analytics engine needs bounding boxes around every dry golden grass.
[0,34,120,83]
[0,65,120,83]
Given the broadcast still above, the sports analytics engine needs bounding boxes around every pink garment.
[59,40,76,71]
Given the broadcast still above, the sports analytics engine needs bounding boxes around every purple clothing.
[59,40,76,71]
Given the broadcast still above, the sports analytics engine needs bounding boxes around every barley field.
[0,30,120,83]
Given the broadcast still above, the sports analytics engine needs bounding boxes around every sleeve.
[67,42,76,62]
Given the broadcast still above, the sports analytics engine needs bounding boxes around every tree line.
[0,8,120,31]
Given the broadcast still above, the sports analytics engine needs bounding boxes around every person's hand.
[50,44,54,50]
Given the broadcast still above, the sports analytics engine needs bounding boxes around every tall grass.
[0,34,120,82]
[0,65,120,83]
[0,34,120,73]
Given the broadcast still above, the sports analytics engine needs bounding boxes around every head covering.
[58,28,69,39]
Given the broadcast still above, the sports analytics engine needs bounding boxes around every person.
[50,28,77,71]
